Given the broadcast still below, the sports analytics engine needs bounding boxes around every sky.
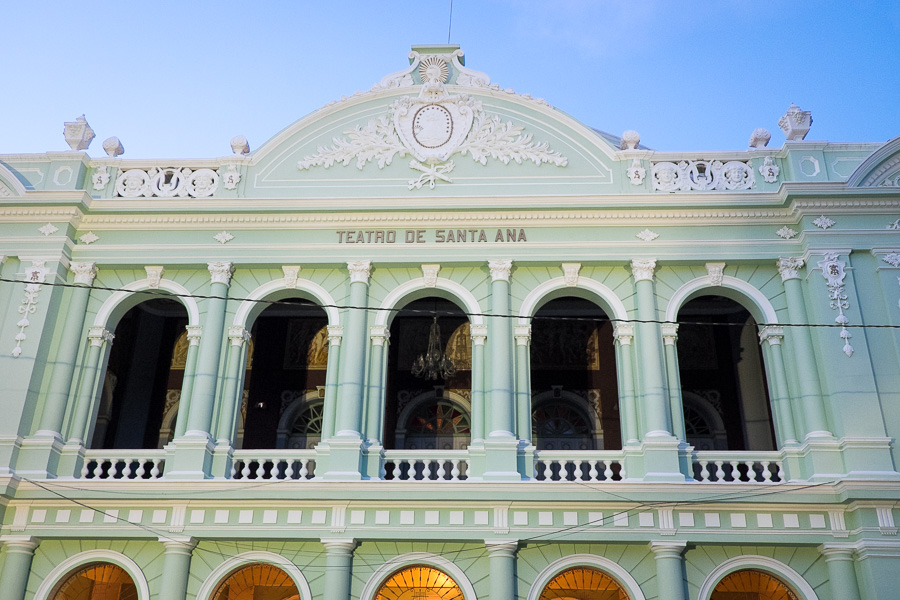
[3,1,899,158]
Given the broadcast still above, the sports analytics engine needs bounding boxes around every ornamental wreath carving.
[298,71,567,191]
[652,159,755,192]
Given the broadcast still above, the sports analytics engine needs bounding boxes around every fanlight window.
[51,562,137,600]
[291,402,324,435]
[533,403,592,437]
[538,567,630,600]
[211,563,300,600]
[407,401,470,435]
[711,569,798,600]
[375,565,464,600]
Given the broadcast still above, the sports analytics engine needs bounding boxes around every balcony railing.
[691,451,784,483]
[533,450,626,482]
[382,450,469,481]
[78,451,166,480]
[230,450,317,480]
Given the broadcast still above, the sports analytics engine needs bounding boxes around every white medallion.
[412,104,454,148]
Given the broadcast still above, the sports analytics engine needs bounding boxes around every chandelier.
[411,316,457,380]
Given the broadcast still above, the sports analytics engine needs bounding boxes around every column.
[488,259,515,437]
[0,535,39,600]
[174,326,202,438]
[68,327,114,443]
[365,326,389,442]
[335,261,371,438]
[36,263,97,438]
[758,325,798,445]
[321,326,343,440]
[631,260,672,437]
[321,538,356,600]
[215,327,250,444]
[158,536,197,600]
[514,325,532,443]
[649,541,687,600]
[185,262,234,438]
[661,324,687,441]
[485,541,518,600]
[776,258,832,438]
[820,544,862,600]
[470,324,487,443]
[614,325,639,445]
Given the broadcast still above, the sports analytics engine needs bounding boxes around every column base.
[316,437,364,480]
[56,442,87,479]
[14,435,64,479]
[210,441,235,479]
[163,436,216,480]
[0,435,23,477]
[623,437,691,483]
[482,436,523,481]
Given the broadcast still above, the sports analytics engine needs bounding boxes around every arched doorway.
[240,300,329,449]
[530,297,621,450]
[92,298,188,450]
[711,569,799,600]
[676,295,775,451]
[384,298,472,450]
[375,565,464,600]
[211,563,300,600]
[50,562,138,600]
[538,566,631,600]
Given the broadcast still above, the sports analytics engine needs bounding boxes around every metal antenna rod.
[448,0,453,44]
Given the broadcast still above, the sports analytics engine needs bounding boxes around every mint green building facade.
[1,46,899,599]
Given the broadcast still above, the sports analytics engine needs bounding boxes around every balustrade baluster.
[436,461,446,481]
[572,460,583,481]
[241,461,251,479]
[80,462,90,479]
[714,460,725,482]
[450,459,460,481]
[421,460,431,481]
[300,458,310,479]
[588,460,598,481]
[121,460,133,479]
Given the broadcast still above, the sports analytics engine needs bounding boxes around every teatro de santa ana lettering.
[3,45,900,600]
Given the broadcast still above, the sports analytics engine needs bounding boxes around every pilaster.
[322,538,356,600]
[158,536,197,600]
[485,540,518,600]
[210,327,251,478]
[820,544,862,600]
[649,541,687,600]
[0,535,40,600]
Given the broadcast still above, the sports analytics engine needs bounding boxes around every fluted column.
[321,538,356,600]
[321,326,343,441]
[185,262,234,438]
[514,325,532,443]
[36,263,97,439]
[158,536,197,600]
[631,260,672,437]
[488,259,515,438]
[365,326,389,442]
[215,327,251,444]
[759,325,798,445]
[661,324,687,441]
[68,327,115,443]
[470,324,488,443]
[776,258,832,438]
[650,541,687,600]
[0,535,39,600]
[614,324,639,445]
[336,261,371,437]
[820,544,861,600]
[174,326,202,438]
[485,541,518,600]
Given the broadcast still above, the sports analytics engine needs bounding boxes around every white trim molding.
[360,552,478,600]
[33,549,151,600]
[374,277,485,328]
[93,277,201,329]
[697,555,818,600]
[518,276,628,325]
[195,550,312,600]
[233,276,341,328]
[525,554,646,600]
[664,274,779,324]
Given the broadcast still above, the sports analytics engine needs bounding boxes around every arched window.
[50,562,138,600]
[282,397,325,449]
[677,295,775,451]
[211,563,300,600]
[384,298,471,449]
[531,297,620,450]
[538,566,631,600]
[375,565,464,600]
[92,299,187,450]
[711,569,798,600]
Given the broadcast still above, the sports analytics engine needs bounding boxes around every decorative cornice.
[208,261,234,286]
[631,259,657,282]
[370,326,390,345]
[228,326,251,346]
[347,260,372,284]
[488,259,512,282]
[613,324,634,345]
[186,326,202,345]
[758,325,784,346]
[69,261,97,286]
[327,325,344,346]
[514,324,531,345]
[87,326,114,347]
[661,323,679,345]
[470,324,488,345]
[776,257,804,281]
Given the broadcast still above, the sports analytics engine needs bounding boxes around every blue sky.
[3,1,899,157]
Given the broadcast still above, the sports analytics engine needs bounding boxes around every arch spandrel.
[847,135,900,187]
[0,162,28,197]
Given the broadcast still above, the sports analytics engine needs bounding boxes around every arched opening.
[530,297,620,450]
[676,295,775,451]
[375,565,464,600]
[50,562,138,600]
[92,299,187,450]
[384,298,471,450]
[538,566,631,600]
[211,563,300,600]
[711,569,798,600]
[240,299,329,450]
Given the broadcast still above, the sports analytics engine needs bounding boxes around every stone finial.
[621,130,641,150]
[230,135,250,155]
[102,136,124,157]
[63,115,95,151]
[749,128,771,148]
[778,104,812,141]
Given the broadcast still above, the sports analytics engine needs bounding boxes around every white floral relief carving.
[878,173,900,187]
[115,167,218,198]
[818,253,854,357]
[776,226,798,240]
[626,158,646,185]
[882,253,900,268]
[887,219,900,230]
[813,215,835,229]
[79,231,99,245]
[759,156,780,183]
[636,229,659,242]
[38,223,58,236]
[652,159,754,192]
[92,166,111,190]
[12,261,50,358]
[214,231,234,245]
[221,165,241,190]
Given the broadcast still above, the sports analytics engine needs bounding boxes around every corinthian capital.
[776,257,804,281]
[488,259,513,282]
[69,262,97,286]
[208,262,235,286]
[631,259,657,282]
[347,260,372,284]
